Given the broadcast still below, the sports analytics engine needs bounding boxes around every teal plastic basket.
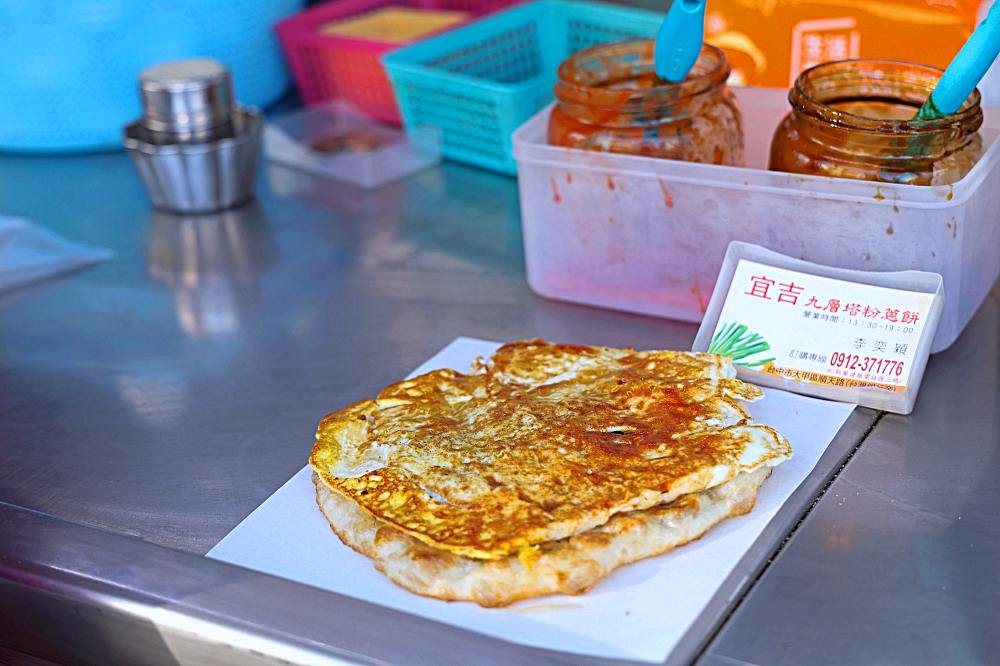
[382,0,661,174]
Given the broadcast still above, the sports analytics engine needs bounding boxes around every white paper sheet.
[209,337,856,663]
[0,215,112,294]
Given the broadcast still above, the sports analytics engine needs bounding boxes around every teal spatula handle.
[654,0,708,83]
[916,1,1000,119]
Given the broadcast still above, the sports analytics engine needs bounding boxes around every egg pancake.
[313,466,769,606]
[310,340,791,563]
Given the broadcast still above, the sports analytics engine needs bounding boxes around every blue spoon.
[654,0,707,83]
[915,1,1000,119]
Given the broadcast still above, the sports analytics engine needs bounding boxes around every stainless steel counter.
[0,150,997,665]
[704,279,1000,666]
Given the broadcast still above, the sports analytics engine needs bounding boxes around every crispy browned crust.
[310,339,791,560]
[312,467,769,607]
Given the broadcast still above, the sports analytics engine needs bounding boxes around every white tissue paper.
[0,216,112,294]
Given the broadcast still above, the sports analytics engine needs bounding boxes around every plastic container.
[693,242,944,415]
[264,102,441,188]
[0,0,302,153]
[512,87,1000,352]
[275,0,514,124]
[383,0,662,174]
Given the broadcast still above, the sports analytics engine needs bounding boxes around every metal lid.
[139,59,233,134]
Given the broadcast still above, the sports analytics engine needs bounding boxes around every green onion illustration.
[708,322,775,368]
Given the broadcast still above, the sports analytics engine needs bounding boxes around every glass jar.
[548,40,744,165]
[770,60,983,185]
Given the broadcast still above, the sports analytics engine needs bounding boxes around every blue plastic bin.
[0,0,303,153]
[382,0,661,174]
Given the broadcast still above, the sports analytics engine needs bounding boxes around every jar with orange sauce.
[548,40,744,165]
[770,60,983,185]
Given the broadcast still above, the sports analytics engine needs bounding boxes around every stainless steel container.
[140,59,234,139]
[124,58,261,213]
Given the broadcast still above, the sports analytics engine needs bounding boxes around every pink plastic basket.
[276,0,516,123]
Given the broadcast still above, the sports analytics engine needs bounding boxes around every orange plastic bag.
[705,0,981,87]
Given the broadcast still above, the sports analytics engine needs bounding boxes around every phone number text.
[829,352,904,376]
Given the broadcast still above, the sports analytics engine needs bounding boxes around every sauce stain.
[689,282,708,314]
[658,179,675,208]
[946,185,954,201]
[606,174,616,190]
[886,222,894,236]
[873,187,886,202]
[551,178,561,204]
[565,172,573,184]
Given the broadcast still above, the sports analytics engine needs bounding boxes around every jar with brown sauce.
[770,60,983,185]
[548,40,744,165]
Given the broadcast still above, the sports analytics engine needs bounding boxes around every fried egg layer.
[310,340,791,560]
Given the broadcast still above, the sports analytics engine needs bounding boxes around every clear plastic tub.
[512,87,1000,352]
[263,102,440,188]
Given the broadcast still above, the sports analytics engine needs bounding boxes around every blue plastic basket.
[382,0,661,174]
[0,0,303,154]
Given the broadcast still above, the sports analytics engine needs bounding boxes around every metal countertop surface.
[0,150,997,666]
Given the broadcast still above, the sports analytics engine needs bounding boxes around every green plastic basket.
[382,0,662,174]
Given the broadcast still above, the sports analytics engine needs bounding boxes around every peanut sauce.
[769,60,983,186]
